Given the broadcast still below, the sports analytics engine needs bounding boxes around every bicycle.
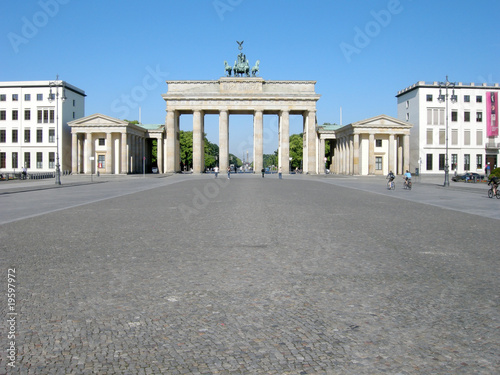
[403,178,412,190]
[487,182,500,199]
[387,179,395,190]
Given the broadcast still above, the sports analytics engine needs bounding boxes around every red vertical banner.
[487,91,498,137]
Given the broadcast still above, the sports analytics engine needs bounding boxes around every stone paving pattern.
[1,174,499,374]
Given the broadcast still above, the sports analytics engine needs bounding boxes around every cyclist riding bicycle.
[404,170,412,188]
[386,170,395,182]
[489,175,499,196]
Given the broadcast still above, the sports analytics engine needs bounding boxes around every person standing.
[227,166,231,179]
[214,166,219,178]
[278,167,282,179]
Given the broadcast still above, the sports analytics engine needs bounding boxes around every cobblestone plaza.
[1,174,499,374]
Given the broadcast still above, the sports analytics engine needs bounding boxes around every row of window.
[0,109,55,122]
[426,108,484,125]
[426,129,484,146]
[0,93,77,106]
[425,153,483,171]
[426,94,484,103]
[0,129,55,143]
[0,151,55,169]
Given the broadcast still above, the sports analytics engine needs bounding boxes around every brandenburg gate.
[162,43,320,174]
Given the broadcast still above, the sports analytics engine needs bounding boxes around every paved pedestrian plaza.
[1,174,499,374]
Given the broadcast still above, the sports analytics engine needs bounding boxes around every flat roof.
[0,80,86,96]
[396,81,500,97]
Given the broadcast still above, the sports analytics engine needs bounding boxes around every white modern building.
[396,81,500,175]
[0,80,85,174]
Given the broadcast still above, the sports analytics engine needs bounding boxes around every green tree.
[179,130,193,170]
[204,136,219,169]
[263,152,278,168]
[289,133,303,170]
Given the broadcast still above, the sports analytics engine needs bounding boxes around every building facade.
[0,80,85,174]
[396,81,500,175]
[317,115,412,176]
[68,114,164,174]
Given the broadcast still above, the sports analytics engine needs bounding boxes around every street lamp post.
[48,76,66,185]
[438,76,457,187]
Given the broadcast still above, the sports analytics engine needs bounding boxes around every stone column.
[253,110,264,173]
[403,134,410,173]
[156,135,163,174]
[398,136,403,175]
[368,133,375,175]
[106,132,113,174]
[85,132,93,174]
[219,110,229,173]
[71,133,78,174]
[305,111,317,174]
[121,132,128,174]
[347,135,353,175]
[279,110,289,173]
[389,134,395,173]
[193,110,203,173]
[353,133,360,175]
[166,110,177,173]
[319,138,325,174]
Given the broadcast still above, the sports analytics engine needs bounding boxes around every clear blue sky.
[2,0,499,159]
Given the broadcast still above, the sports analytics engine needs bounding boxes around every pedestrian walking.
[278,167,282,179]
[261,168,265,178]
[214,166,219,178]
[227,166,231,179]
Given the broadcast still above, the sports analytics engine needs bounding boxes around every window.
[12,110,18,121]
[476,95,482,103]
[452,129,458,145]
[24,152,31,168]
[37,129,43,143]
[464,130,470,145]
[375,156,382,170]
[0,94,6,101]
[375,139,382,147]
[38,109,54,124]
[0,153,5,168]
[24,129,30,143]
[406,100,409,109]
[464,154,470,170]
[12,129,18,143]
[48,93,55,101]
[426,94,433,102]
[451,111,458,122]
[24,94,31,101]
[477,130,483,146]
[12,94,18,101]
[0,110,5,120]
[426,154,433,170]
[464,111,470,122]
[426,129,433,145]
[476,112,483,122]
[98,154,106,169]
[451,154,458,170]
[99,138,105,146]
[439,154,445,170]
[477,154,483,169]
[49,152,55,169]
[73,99,76,107]
[439,129,445,145]
[36,152,43,169]
[24,109,30,120]
[464,95,470,102]
[0,129,5,143]
[406,113,410,121]
[49,128,55,143]
[37,94,43,101]
[12,152,18,169]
